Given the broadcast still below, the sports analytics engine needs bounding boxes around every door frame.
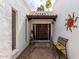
[30,19,54,42]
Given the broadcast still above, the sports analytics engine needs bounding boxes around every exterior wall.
[0,0,12,59]
[53,0,79,59]
[0,0,30,59]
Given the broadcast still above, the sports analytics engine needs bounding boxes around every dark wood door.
[36,24,48,40]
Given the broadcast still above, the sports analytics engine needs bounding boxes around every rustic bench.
[53,36,68,59]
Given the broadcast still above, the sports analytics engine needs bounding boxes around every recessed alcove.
[26,12,57,41]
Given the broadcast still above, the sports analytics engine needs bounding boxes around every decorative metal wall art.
[65,12,79,32]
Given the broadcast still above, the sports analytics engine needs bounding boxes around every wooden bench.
[53,36,68,59]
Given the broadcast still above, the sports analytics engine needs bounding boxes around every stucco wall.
[0,0,30,59]
[53,0,79,59]
[0,0,12,59]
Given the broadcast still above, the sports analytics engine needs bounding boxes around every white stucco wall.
[0,0,12,59]
[0,0,30,59]
[53,0,79,59]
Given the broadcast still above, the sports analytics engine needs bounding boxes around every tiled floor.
[16,42,62,59]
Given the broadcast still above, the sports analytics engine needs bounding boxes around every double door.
[33,24,51,40]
